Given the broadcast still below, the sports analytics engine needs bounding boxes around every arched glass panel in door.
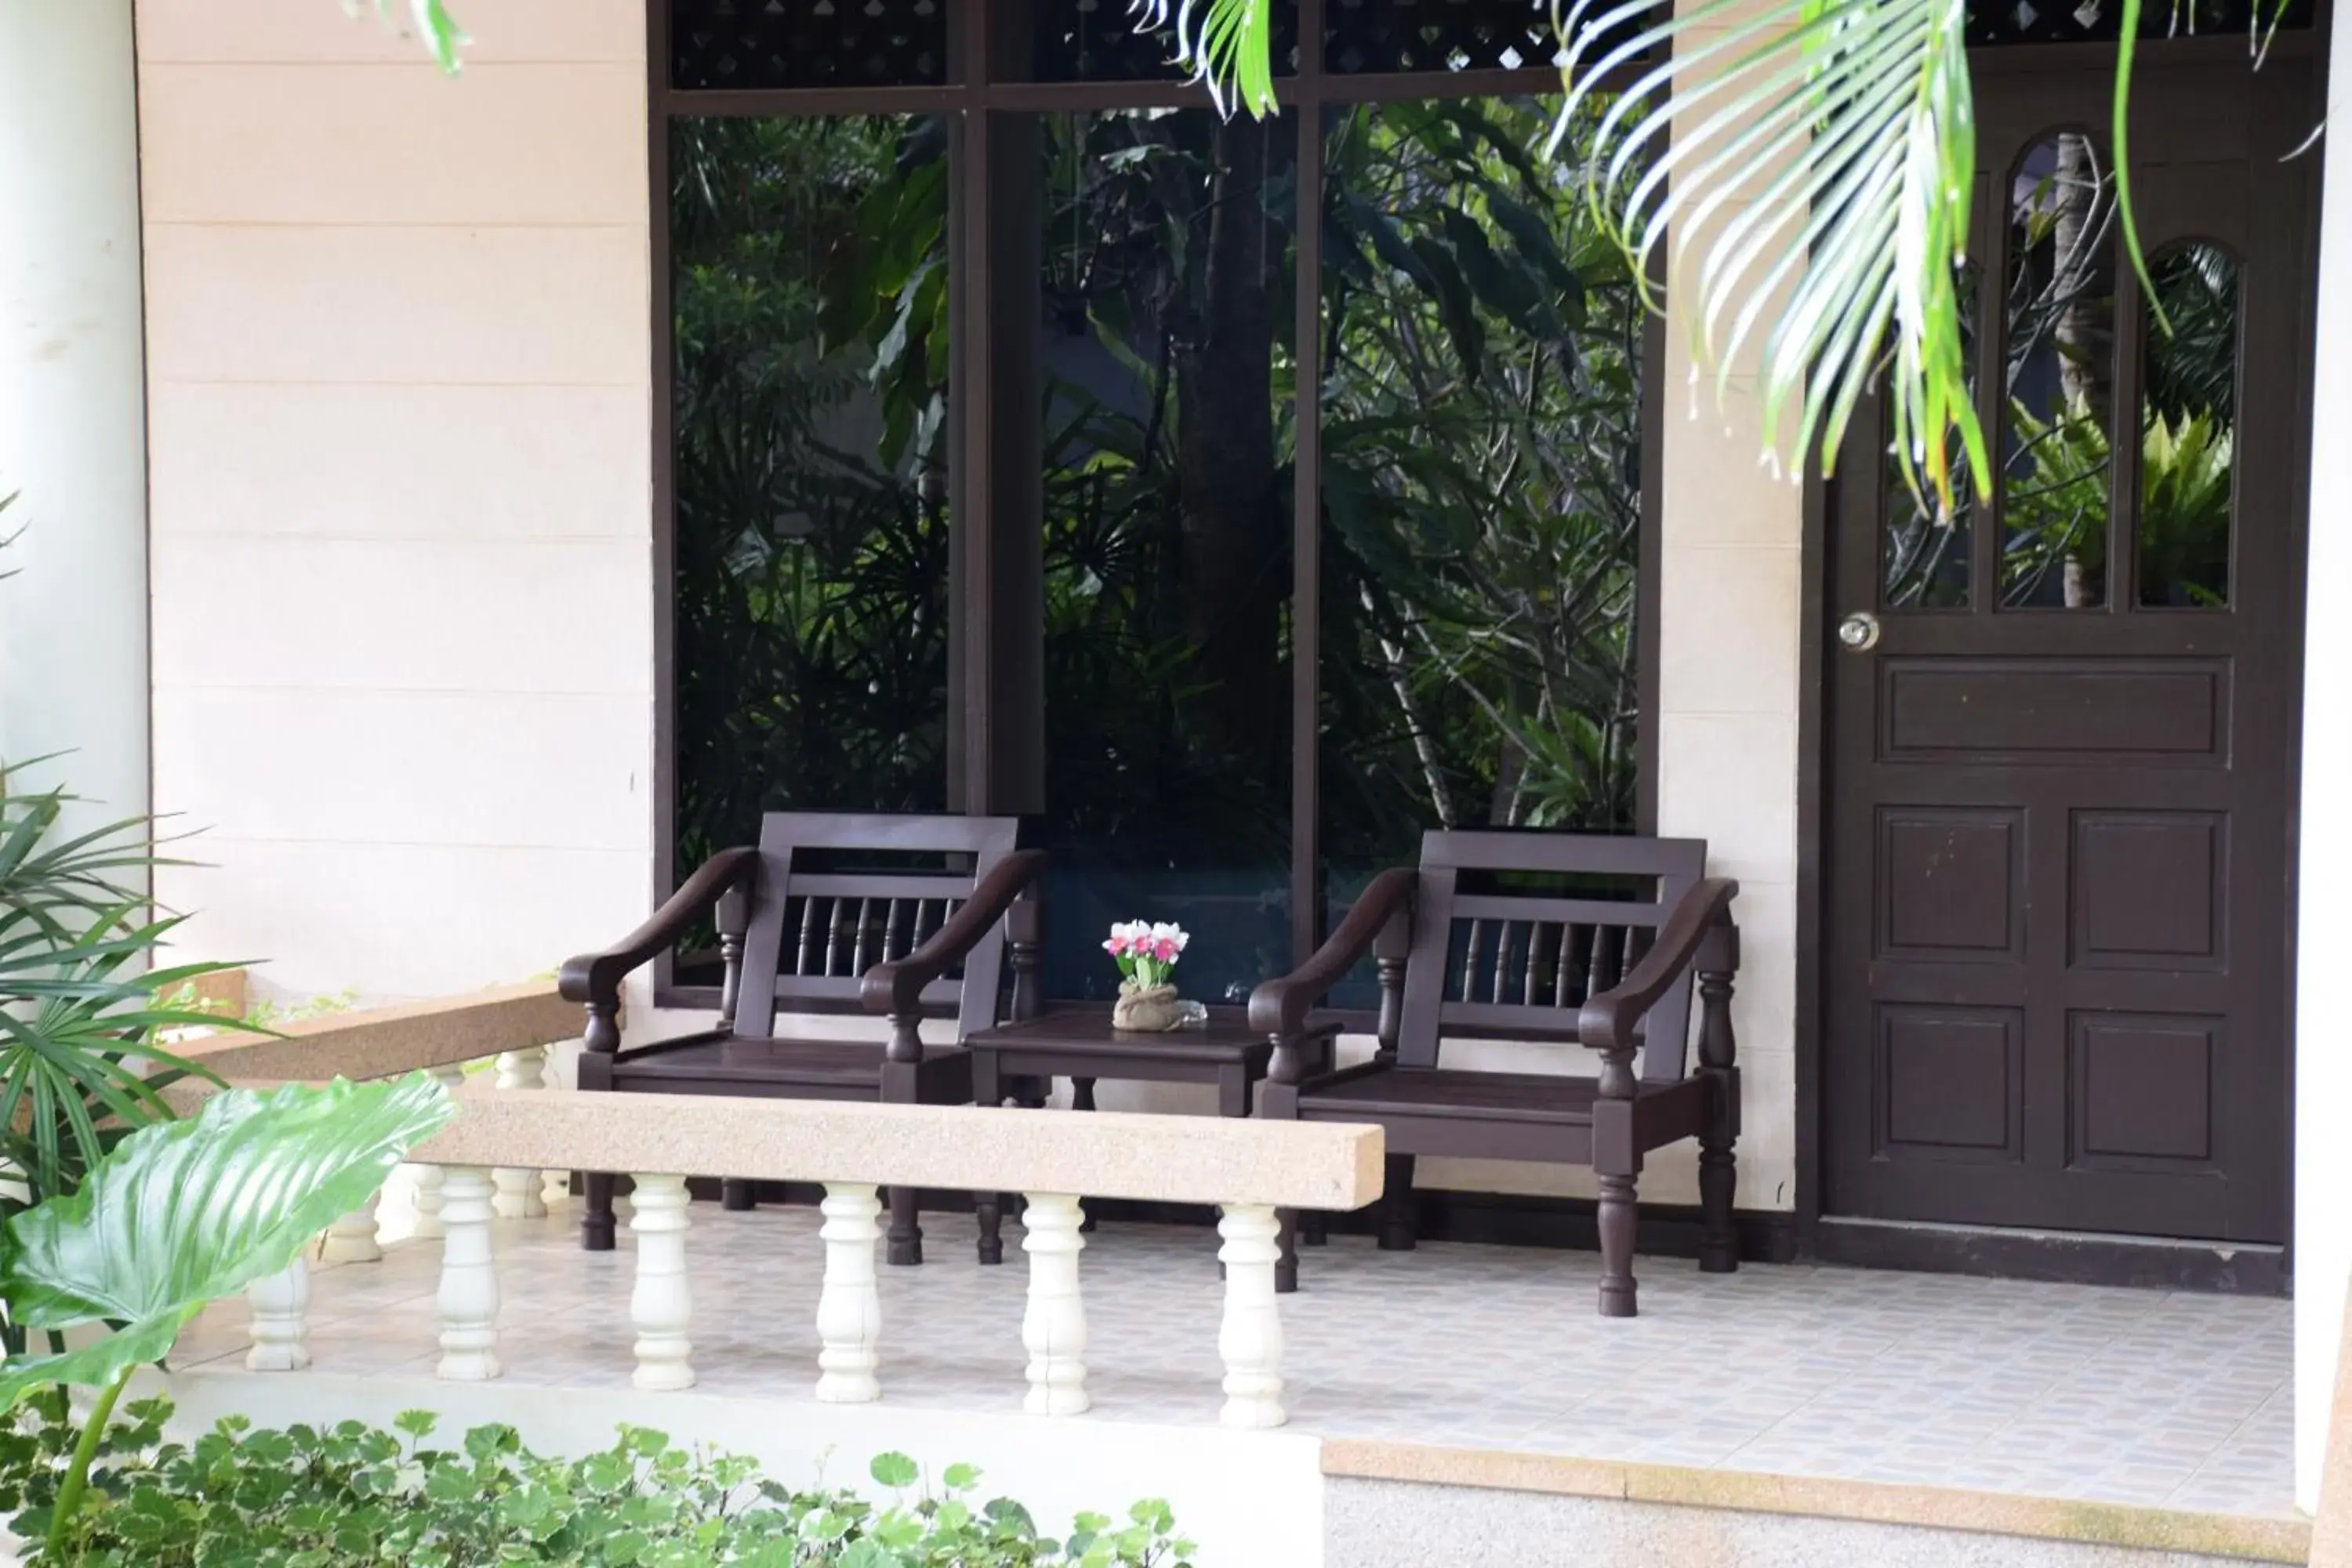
[1998,129,2117,611]
[2136,241,2241,608]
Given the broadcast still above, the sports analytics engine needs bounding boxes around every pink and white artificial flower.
[1104,918,1189,989]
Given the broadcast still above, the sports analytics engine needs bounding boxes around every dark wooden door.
[1822,53,2316,1240]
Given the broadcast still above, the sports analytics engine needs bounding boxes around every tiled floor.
[174,1200,2296,1520]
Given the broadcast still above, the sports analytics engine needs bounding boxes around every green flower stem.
[48,1366,131,1558]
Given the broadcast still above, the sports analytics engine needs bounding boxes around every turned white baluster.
[408,1064,466,1239]
[244,1258,310,1372]
[815,1182,882,1403]
[1216,1203,1287,1428]
[1020,1192,1088,1417]
[320,1190,382,1265]
[436,1167,501,1381]
[492,1046,549,1219]
[628,1174,695,1392]
[539,1168,571,1212]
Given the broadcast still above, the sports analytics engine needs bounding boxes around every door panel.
[1821,56,2313,1241]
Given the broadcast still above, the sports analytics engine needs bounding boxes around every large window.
[658,0,1657,1004]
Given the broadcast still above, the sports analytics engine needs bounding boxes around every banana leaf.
[0,1075,453,1405]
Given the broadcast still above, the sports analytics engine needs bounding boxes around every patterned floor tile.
[174,1200,2296,1519]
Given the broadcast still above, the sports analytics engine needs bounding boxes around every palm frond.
[347,0,468,73]
[1548,0,1984,512]
[1127,0,1279,115]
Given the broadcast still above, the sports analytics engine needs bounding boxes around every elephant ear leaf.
[0,1075,453,1405]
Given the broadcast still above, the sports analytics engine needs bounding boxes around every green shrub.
[0,1395,1196,1567]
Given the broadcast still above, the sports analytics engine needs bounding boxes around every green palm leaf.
[1127,0,1279,115]
[348,0,468,72]
[1550,0,1985,512]
[0,1075,453,1404]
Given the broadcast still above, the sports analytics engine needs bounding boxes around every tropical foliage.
[0,1077,454,1554]
[1138,0,2302,504]
[0,766,236,1240]
[0,1403,1195,1567]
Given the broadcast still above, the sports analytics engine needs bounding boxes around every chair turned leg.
[977,1192,1004,1265]
[887,1185,924,1267]
[1378,1154,1418,1251]
[721,1179,755,1213]
[1300,1212,1328,1247]
[583,1173,617,1252]
[1698,1133,1738,1275]
[1597,1171,1639,1318]
[1275,1208,1299,1294]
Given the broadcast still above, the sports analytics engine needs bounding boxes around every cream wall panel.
[1657,544,1801,716]
[154,840,648,1002]
[140,64,645,227]
[141,1,653,1006]
[145,225,644,387]
[151,535,648,695]
[1653,0,1810,1216]
[147,383,648,539]
[1657,711,1798,881]
[152,688,646,851]
[136,0,641,64]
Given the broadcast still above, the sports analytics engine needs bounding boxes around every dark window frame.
[648,0,1664,1007]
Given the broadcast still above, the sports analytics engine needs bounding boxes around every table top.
[968,1003,1268,1054]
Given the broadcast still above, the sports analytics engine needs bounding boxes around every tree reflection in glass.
[1999,130,2118,610]
[1316,97,1646,1000]
[2137,241,2240,608]
[669,114,953,879]
[1034,109,1298,1004]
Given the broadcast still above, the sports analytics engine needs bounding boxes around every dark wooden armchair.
[563,812,1044,1266]
[1254,831,1740,1317]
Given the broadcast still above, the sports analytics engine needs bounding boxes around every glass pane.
[1318,97,1645,1007]
[2000,131,2116,610]
[2137,241,2239,608]
[1035,109,1297,1005]
[670,0,947,91]
[670,114,952,913]
[1030,0,1298,81]
[1884,265,1980,609]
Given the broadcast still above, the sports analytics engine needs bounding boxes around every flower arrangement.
[1104,920,1189,989]
[1105,921,1189,1031]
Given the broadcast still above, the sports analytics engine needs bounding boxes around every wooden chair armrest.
[1577,877,1739,1058]
[560,846,759,1012]
[1248,866,1417,1036]
[861,849,1048,1017]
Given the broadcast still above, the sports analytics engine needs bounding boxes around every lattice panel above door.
[1964,0,2313,45]
[1031,0,1300,80]
[1324,0,1566,74]
[670,0,949,91]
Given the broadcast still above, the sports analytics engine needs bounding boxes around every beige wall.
[138,0,655,1003]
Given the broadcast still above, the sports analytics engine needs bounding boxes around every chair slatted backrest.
[732,813,1022,1041]
[1396,830,1708,1083]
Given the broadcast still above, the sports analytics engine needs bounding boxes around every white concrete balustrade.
[221,1077,1379,1432]
[191,988,1379,1432]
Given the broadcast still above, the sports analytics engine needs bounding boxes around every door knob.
[1837,612,1882,652]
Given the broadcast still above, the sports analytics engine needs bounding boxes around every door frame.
[1794,28,2326,1292]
